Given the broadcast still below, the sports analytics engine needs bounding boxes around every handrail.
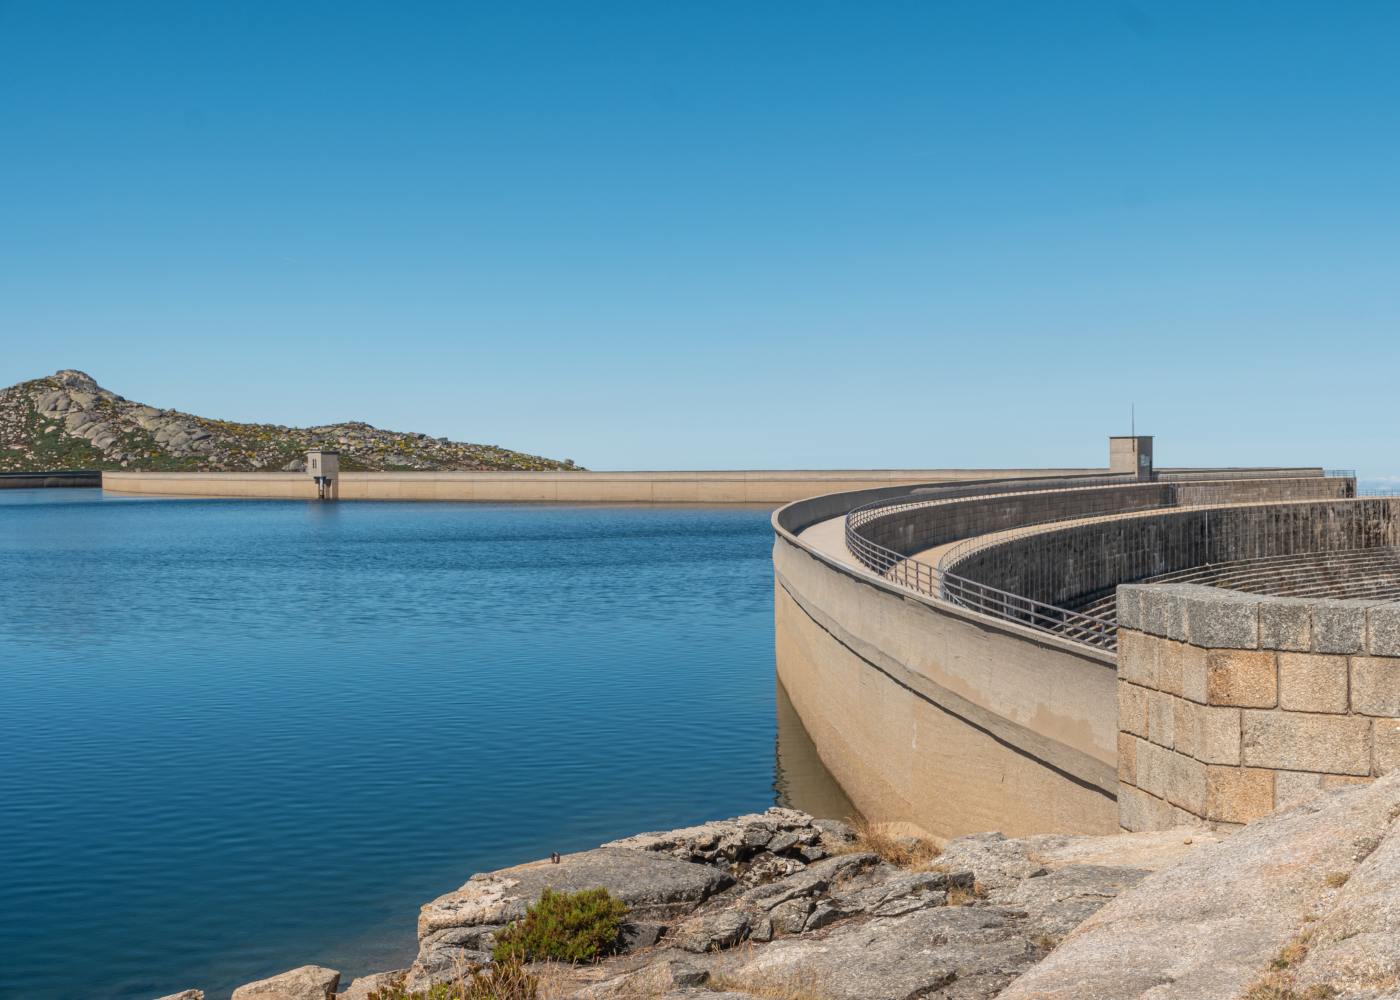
[842,471,1358,653]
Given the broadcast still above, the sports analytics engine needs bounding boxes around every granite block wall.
[1115,582,1400,831]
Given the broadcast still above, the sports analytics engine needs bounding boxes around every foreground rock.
[230,965,339,1000]
[208,782,1400,1000]
[1000,773,1400,1000]
[401,808,1203,1000]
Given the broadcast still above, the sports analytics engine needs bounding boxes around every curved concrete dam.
[772,460,1399,841]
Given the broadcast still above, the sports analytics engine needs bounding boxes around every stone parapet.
[1115,582,1400,831]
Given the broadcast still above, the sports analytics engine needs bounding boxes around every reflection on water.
[773,680,858,821]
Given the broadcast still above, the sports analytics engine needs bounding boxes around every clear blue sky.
[2,2,1397,475]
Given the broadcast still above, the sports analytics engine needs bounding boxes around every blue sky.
[2,2,1397,474]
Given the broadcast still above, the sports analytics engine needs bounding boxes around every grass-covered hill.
[0,370,579,473]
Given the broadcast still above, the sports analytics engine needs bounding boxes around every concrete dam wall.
[773,467,1400,841]
[100,467,1104,504]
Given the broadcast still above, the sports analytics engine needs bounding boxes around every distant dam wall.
[99,467,1104,504]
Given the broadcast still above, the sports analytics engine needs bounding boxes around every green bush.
[491,887,629,964]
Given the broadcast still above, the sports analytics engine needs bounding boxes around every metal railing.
[842,470,1360,654]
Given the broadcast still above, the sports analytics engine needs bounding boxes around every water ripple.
[0,493,781,1000]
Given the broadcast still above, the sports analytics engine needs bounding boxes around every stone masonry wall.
[1114,582,1400,832]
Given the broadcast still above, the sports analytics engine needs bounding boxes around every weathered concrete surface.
[999,774,1400,1000]
[774,529,1119,840]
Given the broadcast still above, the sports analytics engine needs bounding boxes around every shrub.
[491,887,628,964]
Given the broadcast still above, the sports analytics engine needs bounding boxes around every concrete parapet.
[1116,582,1400,831]
[950,496,1400,612]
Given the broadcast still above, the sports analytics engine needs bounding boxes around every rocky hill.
[0,370,578,473]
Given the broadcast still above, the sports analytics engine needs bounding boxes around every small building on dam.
[772,438,1400,840]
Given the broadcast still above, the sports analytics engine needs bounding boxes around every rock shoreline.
[158,775,1400,1000]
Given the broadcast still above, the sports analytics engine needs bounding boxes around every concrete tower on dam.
[772,438,1400,840]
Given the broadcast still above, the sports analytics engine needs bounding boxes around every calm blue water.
[0,490,814,1000]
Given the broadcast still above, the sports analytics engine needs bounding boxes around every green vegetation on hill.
[0,369,580,473]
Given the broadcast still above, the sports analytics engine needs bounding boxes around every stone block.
[1173,698,1197,759]
[1351,656,1400,717]
[1168,803,1203,828]
[1141,586,1186,641]
[1148,690,1176,749]
[1241,711,1373,776]
[1117,732,1138,785]
[1181,643,1209,704]
[1118,783,1171,833]
[1116,630,1157,689]
[1162,749,1207,816]
[1312,599,1374,654]
[1368,603,1400,656]
[1259,597,1312,652]
[1274,770,1325,810]
[1118,681,1149,739]
[1206,649,1277,708]
[1373,718,1400,776]
[1322,774,1374,791]
[1196,705,1243,766]
[232,966,340,1000]
[1136,739,1170,799]
[1205,766,1274,824]
[1185,589,1259,649]
[1116,586,1144,631]
[1277,653,1348,714]
[1156,640,1184,697]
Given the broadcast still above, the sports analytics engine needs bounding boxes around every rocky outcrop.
[412,847,734,987]
[396,808,1198,1000]
[999,773,1400,1000]
[230,965,340,1000]
[0,369,577,472]
[194,782,1400,1000]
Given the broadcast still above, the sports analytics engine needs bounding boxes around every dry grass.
[946,882,986,907]
[1240,930,1337,1000]
[707,967,829,1000]
[1323,871,1350,889]
[1272,935,1312,971]
[1240,984,1337,1000]
[367,959,542,1000]
[838,815,942,869]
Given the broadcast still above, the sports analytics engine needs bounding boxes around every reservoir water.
[0,490,847,999]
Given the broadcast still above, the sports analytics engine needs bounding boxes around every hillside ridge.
[0,370,578,473]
